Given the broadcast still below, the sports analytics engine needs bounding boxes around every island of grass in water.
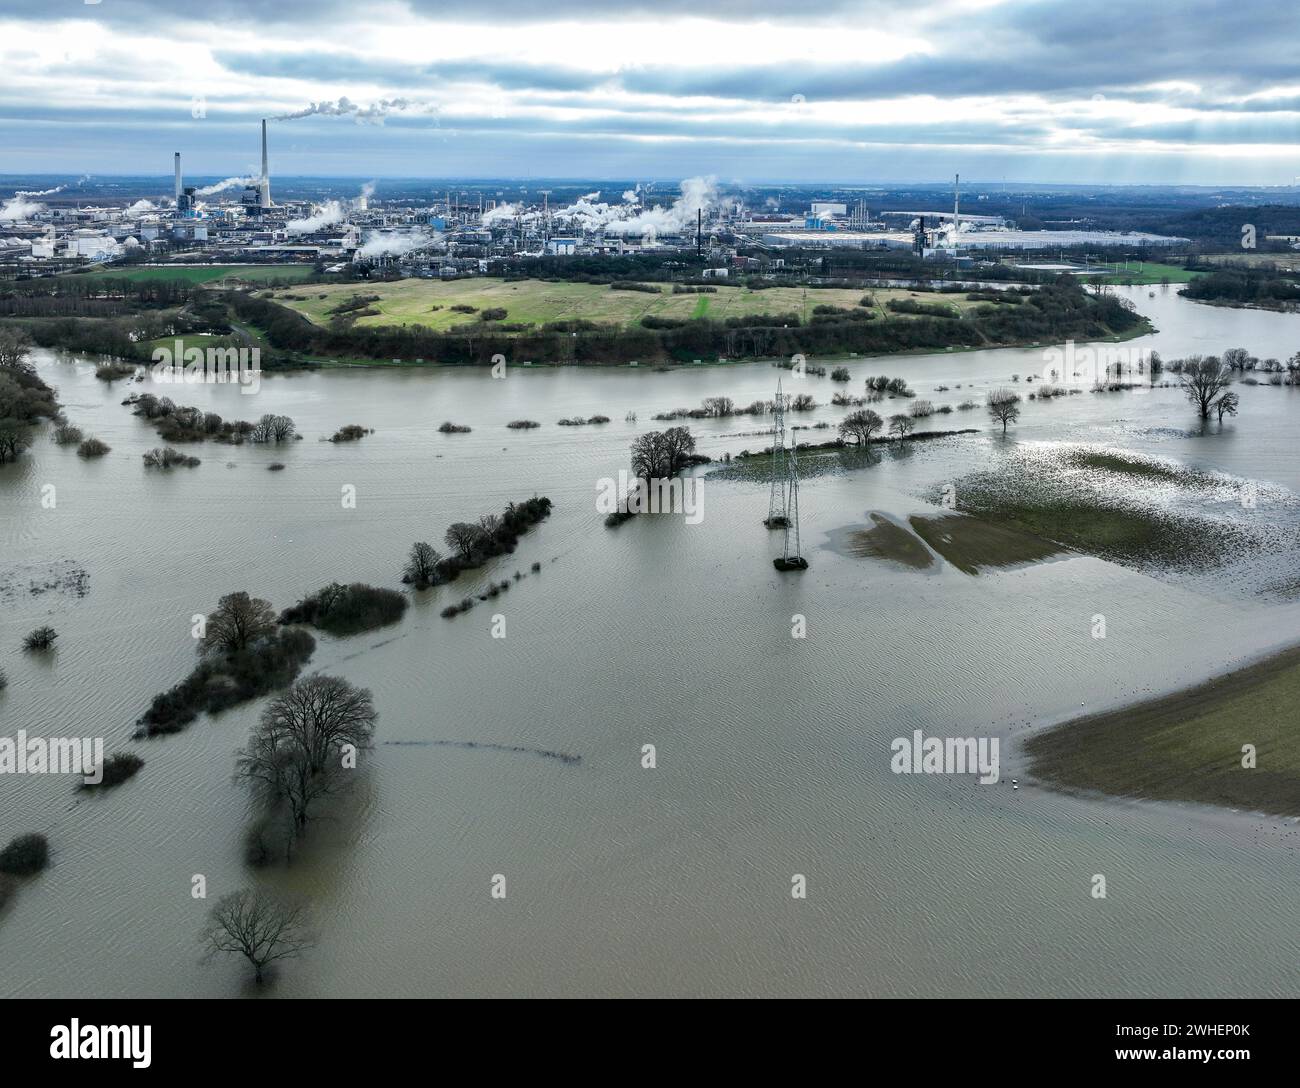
[829,511,1064,574]
[1026,645,1300,817]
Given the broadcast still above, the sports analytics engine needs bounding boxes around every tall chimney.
[697,207,702,255]
[260,119,271,207]
[174,152,182,203]
[953,172,960,241]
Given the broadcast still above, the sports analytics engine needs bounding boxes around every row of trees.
[402,496,554,589]
[130,393,296,445]
[137,592,316,736]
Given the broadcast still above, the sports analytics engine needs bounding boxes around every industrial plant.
[0,125,1189,280]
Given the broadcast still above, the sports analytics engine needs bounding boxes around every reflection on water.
[2,285,1300,998]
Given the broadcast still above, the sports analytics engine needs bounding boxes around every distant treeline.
[1181,266,1300,308]
[234,278,1143,366]
[1153,205,1300,248]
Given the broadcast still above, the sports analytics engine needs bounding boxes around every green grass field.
[84,264,317,285]
[1026,644,1300,816]
[1091,261,1201,285]
[271,278,996,333]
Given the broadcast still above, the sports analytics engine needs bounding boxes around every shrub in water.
[0,833,49,876]
[23,626,57,651]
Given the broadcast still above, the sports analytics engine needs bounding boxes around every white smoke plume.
[622,189,639,203]
[287,200,345,234]
[351,181,376,209]
[125,199,156,214]
[548,176,717,238]
[0,196,45,220]
[936,219,972,247]
[17,184,67,198]
[481,203,519,226]
[356,229,440,258]
[196,176,254,196]
[275,97,415,126]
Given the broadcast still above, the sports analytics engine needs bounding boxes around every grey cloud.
[214,51,608,94]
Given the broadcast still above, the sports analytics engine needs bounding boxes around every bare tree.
[1222,347,1251,371]
[235,675,377,838]
[445,522,483,559]
[631,430,668,480]
[1215,390,1240,422]
[1178,355,1234,419]
[200,888,315,985]
[888,413,914,438]
[260,674,377,775]
[403,541,441,586]
[987,388,1022,435]
[631,426,696,480]
[659,426,696,475]
[253,413,296,443]
[838,408,884,445]
[202,592,277,655]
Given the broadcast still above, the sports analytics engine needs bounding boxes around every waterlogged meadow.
[2,285,1300,997]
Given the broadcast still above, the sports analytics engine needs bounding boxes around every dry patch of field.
[272,278,992,333]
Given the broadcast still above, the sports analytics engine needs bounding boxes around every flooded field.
[2,284,1300,998]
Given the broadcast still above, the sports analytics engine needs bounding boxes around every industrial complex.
[0,125,1189,278]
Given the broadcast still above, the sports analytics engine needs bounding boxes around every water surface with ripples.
[2,284,1298,997]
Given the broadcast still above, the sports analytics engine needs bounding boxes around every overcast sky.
[3,0,1299,185]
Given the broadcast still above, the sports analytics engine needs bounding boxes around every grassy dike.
[1025,645,1300,817]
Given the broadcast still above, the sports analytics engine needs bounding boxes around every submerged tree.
[987,388,1022,435]
[838,408,883,446]
[888,413,915,439]
[200,888,315,986]
[630,426,696,480]
[403,541,442,588]
[253,413,296,443]
[1178,355,1234,420]
[235,674,378,842]
[0,422,29,463]
[202,592,277,655]
[445,522,485,560]
[1215,390,1240,423]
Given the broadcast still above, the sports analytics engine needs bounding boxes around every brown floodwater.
[3,285,1300,997]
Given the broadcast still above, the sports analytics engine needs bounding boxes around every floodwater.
[2,284,1299,998]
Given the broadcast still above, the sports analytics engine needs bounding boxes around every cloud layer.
[2,0,1298,184]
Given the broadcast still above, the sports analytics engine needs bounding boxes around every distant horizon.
[4,173,1300,194]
